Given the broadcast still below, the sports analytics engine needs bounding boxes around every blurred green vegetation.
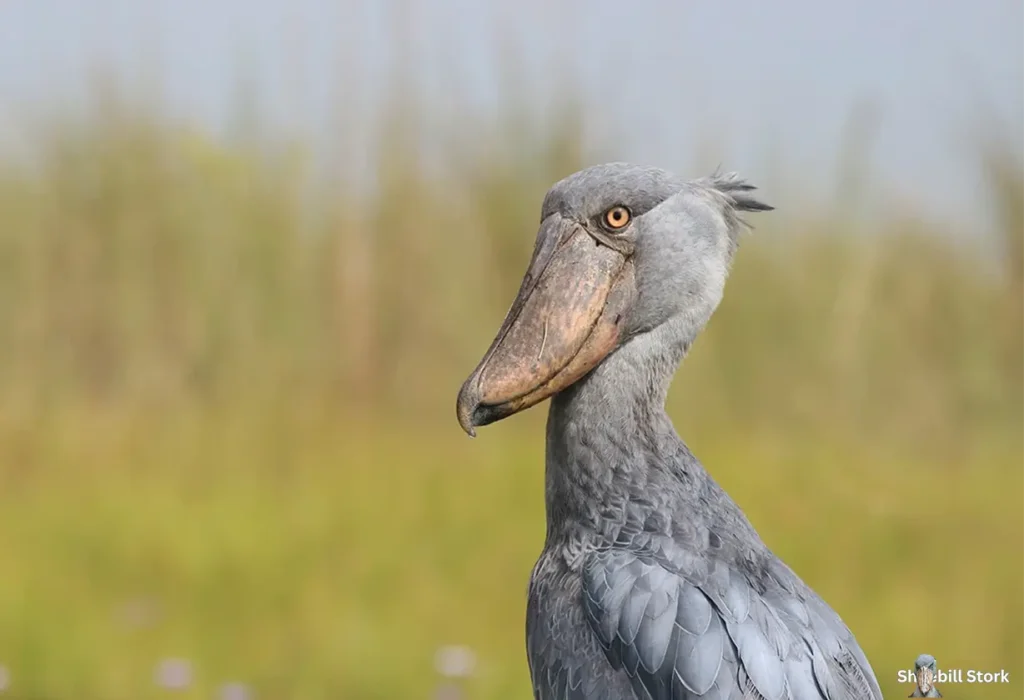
[0,82,1020,699]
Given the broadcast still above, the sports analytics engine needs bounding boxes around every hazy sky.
[1,0,1021,230]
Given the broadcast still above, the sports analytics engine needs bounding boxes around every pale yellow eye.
[603,205,631,230]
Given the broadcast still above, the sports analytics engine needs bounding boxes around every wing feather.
[581,548,881,700]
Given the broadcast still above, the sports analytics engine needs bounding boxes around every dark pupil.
[612,210,622,221]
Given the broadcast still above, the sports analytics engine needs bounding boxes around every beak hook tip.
[456,378,481,438]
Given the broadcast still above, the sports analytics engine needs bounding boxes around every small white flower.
[434,645,476,678]
[154,658,192,690]
[219,681,252,700]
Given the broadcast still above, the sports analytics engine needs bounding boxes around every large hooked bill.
[455,213,635,436]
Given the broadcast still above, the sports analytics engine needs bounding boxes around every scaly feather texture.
[522,164,881,700]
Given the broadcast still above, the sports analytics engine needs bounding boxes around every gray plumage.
[515,164,882,700]
[908,655,942,697]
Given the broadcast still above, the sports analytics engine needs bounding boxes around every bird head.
[914,655,939,692]
[456,162,772,436]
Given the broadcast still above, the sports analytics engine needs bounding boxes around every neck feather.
[543,319,702,534]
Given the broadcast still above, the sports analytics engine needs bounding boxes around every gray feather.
[500,164,879,700]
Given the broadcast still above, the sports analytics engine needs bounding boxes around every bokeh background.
[0,1,1022,698]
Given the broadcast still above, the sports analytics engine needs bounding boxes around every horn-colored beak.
[456,214,635,436]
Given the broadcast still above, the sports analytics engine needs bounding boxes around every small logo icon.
[909,654,943,697]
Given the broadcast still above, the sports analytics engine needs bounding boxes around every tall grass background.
[0,36,1020,700]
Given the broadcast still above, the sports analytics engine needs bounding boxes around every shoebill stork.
[455,163,881,700]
